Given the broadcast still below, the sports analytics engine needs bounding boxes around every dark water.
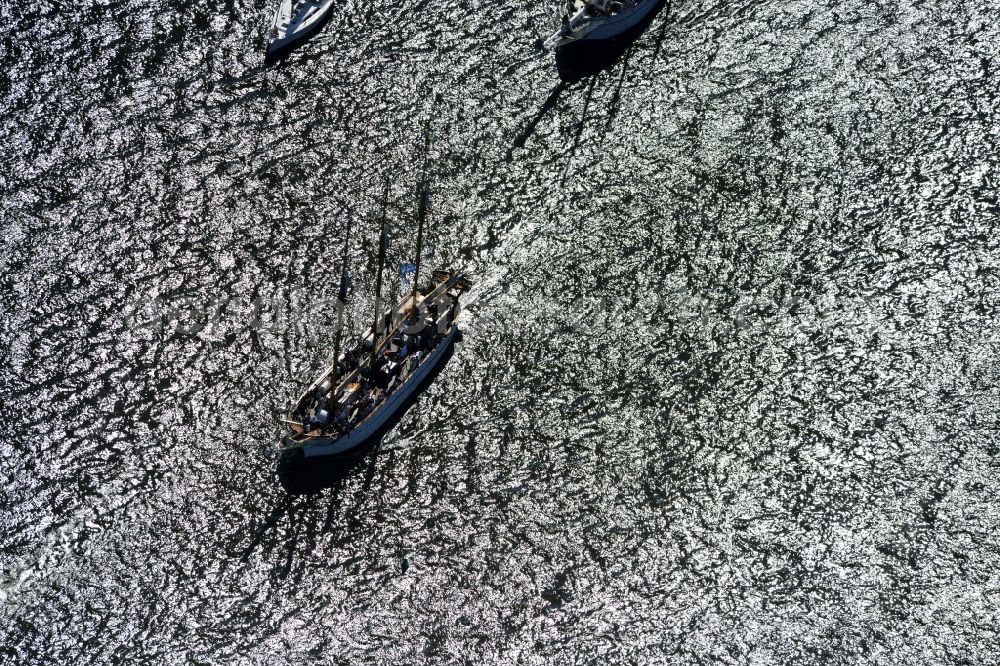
[2,0,999,661]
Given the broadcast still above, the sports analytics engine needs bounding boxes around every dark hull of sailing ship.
[278,271,470,459]
[278,110,457,463]
[279,334,457,476]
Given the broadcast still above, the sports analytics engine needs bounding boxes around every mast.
[370,178,391,373]
[331,212,353,379]
[410,125,433,321]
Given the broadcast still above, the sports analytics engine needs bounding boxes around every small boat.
[542,0,662,50]
[277,132,471,460]
[266,0,336,60]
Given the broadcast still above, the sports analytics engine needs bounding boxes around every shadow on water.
[511,1,671,153]
[513,81,571,150]
[561,77,598,186]
[554,0,669,83]
[276,338,458,495]
[648,0,674,67]
[236,490,337,577]
[238,495,298,563]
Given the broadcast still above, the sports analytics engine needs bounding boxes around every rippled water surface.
[2,0,999,662]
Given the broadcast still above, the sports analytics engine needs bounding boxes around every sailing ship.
[266,0,336,60]
[277,157,471,460]
[542,0,662,50]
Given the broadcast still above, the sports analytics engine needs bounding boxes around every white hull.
[545,0,662,50]
[299,325,457,458]
[267,0,335,55]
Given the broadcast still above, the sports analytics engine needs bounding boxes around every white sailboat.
[542,0,663,50]
[266,0,336,59]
